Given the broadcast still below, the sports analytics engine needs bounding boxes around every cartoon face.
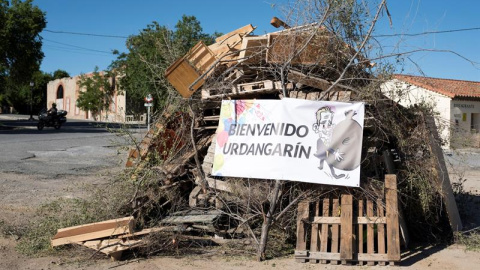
[319,111,332,126]
[315,106,334,128]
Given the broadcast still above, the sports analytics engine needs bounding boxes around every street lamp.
[28,82,34,121]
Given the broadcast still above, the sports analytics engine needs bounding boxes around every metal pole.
[28,82,34,121]
[147,105,151,131]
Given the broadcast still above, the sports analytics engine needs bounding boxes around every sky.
[33,0,480,82]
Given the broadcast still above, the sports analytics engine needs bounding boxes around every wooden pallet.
[295,174,400,266]
[202,80,293,99]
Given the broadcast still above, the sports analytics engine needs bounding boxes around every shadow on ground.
[0,119,146,135]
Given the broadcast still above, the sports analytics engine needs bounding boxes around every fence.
[295,174,401,266]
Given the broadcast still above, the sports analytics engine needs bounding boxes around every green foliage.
[109,15,216,116]
[52,69,70,80]
[0,0,46,111]
[173,15,215,54]
[455,230,480,251]
[76,67,113,120]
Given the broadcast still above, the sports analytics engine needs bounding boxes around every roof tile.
[393,74,480,99]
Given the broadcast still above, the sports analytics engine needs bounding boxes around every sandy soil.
[1,151,479,270]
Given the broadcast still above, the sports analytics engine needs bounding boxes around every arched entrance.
[56,85,64,110]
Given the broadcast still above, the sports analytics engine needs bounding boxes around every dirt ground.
[1,150,480,270]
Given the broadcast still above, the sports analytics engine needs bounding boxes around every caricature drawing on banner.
[313,105,363,180]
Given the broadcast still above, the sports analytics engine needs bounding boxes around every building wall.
[382,79,480,148]
[381,79,452,145]
[47,74,127,122]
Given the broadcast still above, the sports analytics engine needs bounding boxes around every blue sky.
[34,0,480,81]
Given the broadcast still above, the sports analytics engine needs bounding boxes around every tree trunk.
[257,179,282,261]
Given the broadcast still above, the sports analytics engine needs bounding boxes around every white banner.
[212,98,365,187]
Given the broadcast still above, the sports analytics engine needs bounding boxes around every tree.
[52,69,70,80]
[109,15,217,117]
[76,67,113,121]
[0,0,46,112]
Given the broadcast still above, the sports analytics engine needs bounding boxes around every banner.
[212,98,365,187]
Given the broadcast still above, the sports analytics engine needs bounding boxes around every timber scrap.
[123,16,372,228]
[123,17,373,243]
[128,16,369,175]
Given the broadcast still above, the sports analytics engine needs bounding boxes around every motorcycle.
[37,109,67,130]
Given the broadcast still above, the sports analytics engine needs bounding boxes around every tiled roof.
[393,74,480,99]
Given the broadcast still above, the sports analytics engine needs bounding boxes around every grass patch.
[16,177,135,256]
[455,230,480,251]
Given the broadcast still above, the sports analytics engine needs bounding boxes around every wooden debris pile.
[60,17,461,263]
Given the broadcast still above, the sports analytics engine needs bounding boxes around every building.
[382,74,480,148]
[46,73,128,122]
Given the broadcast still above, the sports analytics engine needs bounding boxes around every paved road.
[0,114,146,177]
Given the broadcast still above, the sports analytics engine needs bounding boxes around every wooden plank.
[310,201,320,264]
[119,227,177,239]
[340,195,353,260]
[330,198,340,265]
[377,199,386,266]
[161,214,219,224]
[215,24,255,43]
[358,199,364,265]
[366,199,375,266]
[295,201,309,262]
[425,114,462,231]
[308,252,340,261]
[357,253,390,262]
[288,69,342,92]
[312,216,386,224]
[205,177,232,192]
[313,216,341,224]
[94,239,143,259]
[385,174,401,261]
[320,198,330,264]
[238,36,268,65]
[358,217,387,224]
[51,217,134,247]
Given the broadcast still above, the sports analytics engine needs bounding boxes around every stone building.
[46,73,127,122]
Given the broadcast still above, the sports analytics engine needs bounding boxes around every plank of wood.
[358,199,364,265]
[118,227,175,239]
[357,253,390,262]
[96,239,143,259]
[377,198,387,266]
[205,177,232,192]
[203,152,215,163]
[330,198,340,265]
[366,199,375,266]
[340,195,353,261]
[238,36,268,65]
[215,24,255,43]
[308,252,340,261]
[54,217,131,235]
[312,216,386,224]
[161,213,219,224]
[295,201,309,263]
[320,198,330,264]
[310,201,320,264]
[51,217,134,247]
[425,114,462,231]
[385,174,401,262]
